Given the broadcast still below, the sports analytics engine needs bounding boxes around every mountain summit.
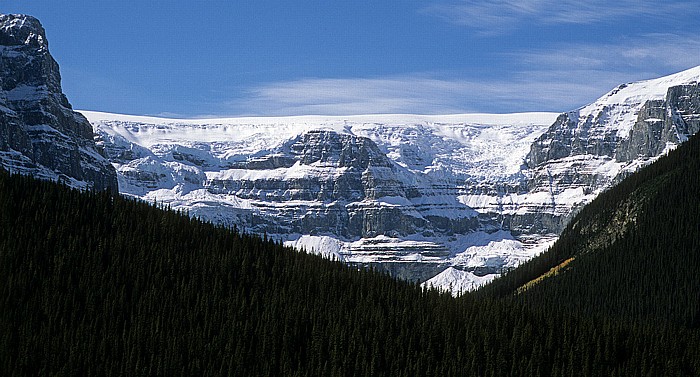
[0,14,117,191]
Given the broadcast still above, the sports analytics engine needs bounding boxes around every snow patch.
[423,268,497,296]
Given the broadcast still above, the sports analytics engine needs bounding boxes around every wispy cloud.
[511,34,700,73]
[225,34,700,116]
[230,77,475,115]
[423,0,700,34]
[227,75,606,116]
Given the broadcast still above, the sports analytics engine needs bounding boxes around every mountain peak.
[584,65,700,112]
[0,14,47,50]
[0,13,118,191]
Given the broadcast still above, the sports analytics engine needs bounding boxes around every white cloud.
[511,34,700,72]
[226,35,700,116]
[505,34,700,101]
[228,75,604,116]
[424,0,700,34]
[230,77,475,115]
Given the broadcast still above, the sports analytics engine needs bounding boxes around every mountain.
[1,12,697,293]
[0,14,117,191]
[522,66,700,234]
[86,112,558,283]
[479,126,700,329]
[84,66,700,292]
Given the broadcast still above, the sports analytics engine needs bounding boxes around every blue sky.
[3,1,700,116]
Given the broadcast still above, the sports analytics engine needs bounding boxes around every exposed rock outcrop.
[618,83,700,162]
[522,71,700,235]
[0,14,117,191]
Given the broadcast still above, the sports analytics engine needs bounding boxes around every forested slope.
[1,168,698,375]
[479,130,700,329]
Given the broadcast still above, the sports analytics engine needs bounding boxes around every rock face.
[87,112,557,283]
[521,68,700,237]
[205,130,484,240]
[0,14,117,191]
[85,66,700,294]
[618,84,700,161]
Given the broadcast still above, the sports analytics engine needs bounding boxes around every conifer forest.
[1,134,700,375]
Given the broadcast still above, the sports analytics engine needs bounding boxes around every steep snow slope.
[581,66,700,138]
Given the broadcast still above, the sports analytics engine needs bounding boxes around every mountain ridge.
[83,65,700,292]
[86,110,557,284]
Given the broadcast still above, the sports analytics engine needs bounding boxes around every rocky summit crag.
[0,14,117,191]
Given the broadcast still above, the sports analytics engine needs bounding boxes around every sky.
[2,0,700,117]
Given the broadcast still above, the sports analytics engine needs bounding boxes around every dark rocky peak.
[1,15,62,114]
[0,14,48,50]
[0,14,117,191]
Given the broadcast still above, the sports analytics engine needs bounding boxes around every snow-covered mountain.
[86,112,557,282]
[0,14,117,191]
[3,12,698,295]
[84,66,700,294]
